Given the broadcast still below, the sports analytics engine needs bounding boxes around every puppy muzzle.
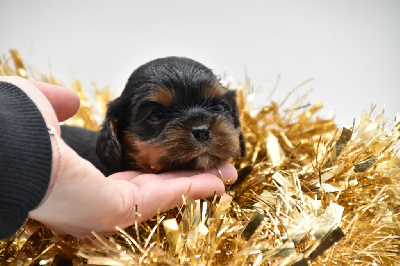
[124,113,241,173]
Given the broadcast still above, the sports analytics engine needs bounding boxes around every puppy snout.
[191,125,211,143]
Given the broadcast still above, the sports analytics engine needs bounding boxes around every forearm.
[0,81,52,240]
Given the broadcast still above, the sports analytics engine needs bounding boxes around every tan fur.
[148,87,174,106]
[203,83,227,99]
[123,133,168,173]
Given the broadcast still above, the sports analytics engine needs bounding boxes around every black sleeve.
[0,81,52,240]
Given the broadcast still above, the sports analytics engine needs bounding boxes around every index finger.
[115,162,238,187]
[160,162,238,184]
[136,173,226,221]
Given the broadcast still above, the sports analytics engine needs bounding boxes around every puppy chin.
[191,154,225,170]
[152,151,229,172]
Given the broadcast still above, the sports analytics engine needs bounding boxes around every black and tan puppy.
[63,57,245,174]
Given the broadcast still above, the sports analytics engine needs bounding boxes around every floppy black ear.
[96,94,130,172]
[96,119,122,172]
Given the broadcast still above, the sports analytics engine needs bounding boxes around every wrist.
[39,124,63,205]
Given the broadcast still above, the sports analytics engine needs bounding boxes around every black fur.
[60,125,112,176]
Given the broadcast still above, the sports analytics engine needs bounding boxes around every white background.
[1,0,399,127]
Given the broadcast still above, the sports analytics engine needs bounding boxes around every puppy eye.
[211,104,230,113]
[147,111,163,122]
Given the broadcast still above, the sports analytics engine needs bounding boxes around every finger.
[131,162,238,187]
[219,193,233,204]
[109,168,228,187]
[137,173,225,220]
[29,80,80,122]
[207,162,238,184]
[166,173,226,200]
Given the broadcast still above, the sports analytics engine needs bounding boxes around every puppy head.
[97,56,245,173]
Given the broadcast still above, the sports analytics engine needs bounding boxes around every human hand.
[0,76,238,238]
[31,161,237,238]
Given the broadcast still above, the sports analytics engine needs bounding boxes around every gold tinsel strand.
[0,50,399,265]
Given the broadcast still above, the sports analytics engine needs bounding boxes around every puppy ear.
[96,119,122,172]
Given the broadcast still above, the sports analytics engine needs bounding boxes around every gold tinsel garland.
[0,50,399,265]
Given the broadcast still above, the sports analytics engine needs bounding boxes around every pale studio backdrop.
[1,0,399,127]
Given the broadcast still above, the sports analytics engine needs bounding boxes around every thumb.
[29,80,80,122]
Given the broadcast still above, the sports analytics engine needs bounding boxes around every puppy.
[63,57,245,174]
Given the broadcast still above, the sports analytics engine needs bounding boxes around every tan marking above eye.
[203,83,228,100]
[148,87,174,106]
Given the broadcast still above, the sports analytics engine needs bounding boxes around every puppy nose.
[191,125,211,143]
